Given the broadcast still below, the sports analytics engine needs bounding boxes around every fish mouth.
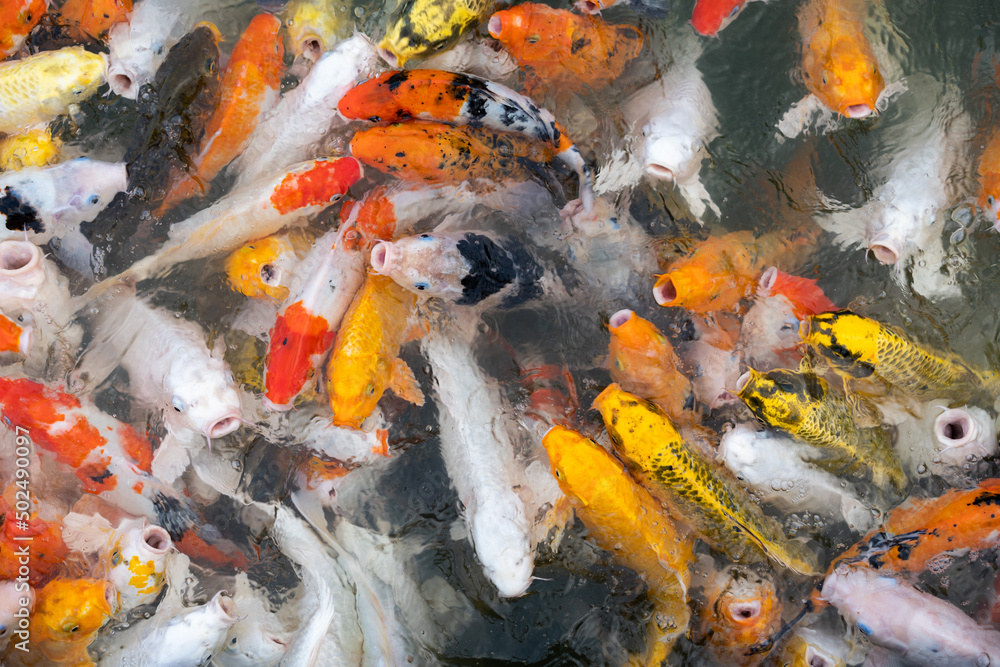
[726,599,762,624]
[206,413,242,439]
[608,309,634,330]
[0,241,41,276]
[652,277,677,306]
[106,63,139,100]
[574,0,601,13]
[487,15,503,39]
[299,36,324,62]
[369,241,393,274]
[141,525,172,554]
[210,592,238,624]
[646,164,675,182]
[867,233,901,265]
[934,408,975,448]
[377,46,399,68]
[734,371,753,395]
[845,104,874,119]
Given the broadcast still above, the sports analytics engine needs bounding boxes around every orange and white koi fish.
[156,13,285,214]
[89,157,362,291]
[0,492,68,588]
[543,425,693,664]
[487,4,643,96]
[0,311,31,356]
[62,513,172,614]
[27,577,115,666]
[326,273,424,429]
[263,223,366,410]
[0,0,46,59]
[350,121,557,188]
[339,69,594,211]
[58,0,131,41]
[977,128,1000,227]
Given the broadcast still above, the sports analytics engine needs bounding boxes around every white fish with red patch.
[71,286,242,483]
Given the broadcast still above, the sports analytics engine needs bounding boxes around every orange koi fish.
[156,13,285,214]
[27,577,114,666]
[543,425,694,664]
[326,273,424,429]
[697,566,782,667]
[977,128,1000,226]
[0,0,46,59]
[653,226,819,313]
[224,230,312,301]
[487,4,643,95]
[607,308,693,424]
[798,0,884,119]
[0,311,30,355]
[263,223,366,410]
[58,0,131,41]
[691,0,757,37]
[339,69,594,210]
[0,378,243,569]
[829,477,1000,577]
[350,121,556,186]
[0,494,68,588]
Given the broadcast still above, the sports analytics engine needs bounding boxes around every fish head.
[59,160,128,224]
[703,567,781,647]
[541,425,617,505]
[167,361,243,441]
[203,591,240,630]
[736,368,822,430]
[379,0,462,68]
[225,235,295,300]
[653,264,717,310]
[329,352,391,429]
[264,301,335,410]
[798,310,879,372]
[0,240,46,293]
[678,338,742,408]
[781,630,848,667]
[369,234,468,301]
[487,7,537,56]
[933,406,998,465]
[717,424,761,470]
[47,48,107,104]
[107,523,171,603]
[338,71,412,123]
[219,620,290,665]
[691,0,746,38]
[32,578,116,643]
[469,497,533,598]
[239,14,285,87]
[284,0,341,63]
[642,129,704,186]
[979,178,1000,229]
[739,295,803,371]
[805,31,884,119]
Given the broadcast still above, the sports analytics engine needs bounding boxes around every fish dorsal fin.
[389,357,425,406]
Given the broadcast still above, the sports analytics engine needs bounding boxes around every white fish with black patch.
[232,35,380,188]
[71,285,243,483]
[370,230,563,311]
[422,316,535,598]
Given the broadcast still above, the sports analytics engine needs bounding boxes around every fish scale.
[802,310,999,401]
[0,47,106,135]
[737,367,907,497]
[594,383,820,576]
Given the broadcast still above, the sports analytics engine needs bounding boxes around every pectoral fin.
[389,357,424,405]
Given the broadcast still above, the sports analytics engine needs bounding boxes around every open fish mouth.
[205,413,242,439]
[845,104,874,118]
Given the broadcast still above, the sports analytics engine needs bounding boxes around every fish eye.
[68,624,80,633]
[366,383,375,395]
[858,623,872,635]
[614,357,625,371]
[989,196,996,207]
[526,34,540,44]
[88,194,100,206]
[225,370,235,384]
[728,5,739,16]
[821,72,828,85]
[419,234,432,240]
[111,550,121,565]
[414,282,428,291]
[172,396,186,412]
[329,194,341,203]
[554,469,562,479]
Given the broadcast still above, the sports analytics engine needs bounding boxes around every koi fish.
[543,425,693,664]
[487,4,644,95]
[697,566,782,667]
[371,230,558,310]
[88,157,362,292]
[283,0,352,62]
[350,121,558,188]
[828,477,1000,576]
[593,383,820,576]
[28,577,115,666]
[819,566,1000,666]
[736,367,907,496]
[125,591,239,666]
[0,312,31,356]
[0,377,242,568]
[225,231,313,301]
[262,223,366,410]
[0,129,61,172]
[214,573,291,667]
[606,308,693,425]
[800,310,1000,402]
[893,404,998,486]
[156,13,285,214]
[61,513,172,614]
[58,0,132,41]
[417,36,520,82]
[0,493,68,588]
[653,226,820,313]
[0,0,46,59]
[777,626,851,667]
[327,273,424,429]
[232,34,379,189]
[340,69,594,211]
[379,0,501,67]
[0,580,34,651]
[978,126,1000,226]
[691,0,759,37]
[0,47,106,135]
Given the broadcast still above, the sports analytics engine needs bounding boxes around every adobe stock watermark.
[11,425,34,653]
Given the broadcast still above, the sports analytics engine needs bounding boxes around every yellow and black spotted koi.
[379,0,504,68]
